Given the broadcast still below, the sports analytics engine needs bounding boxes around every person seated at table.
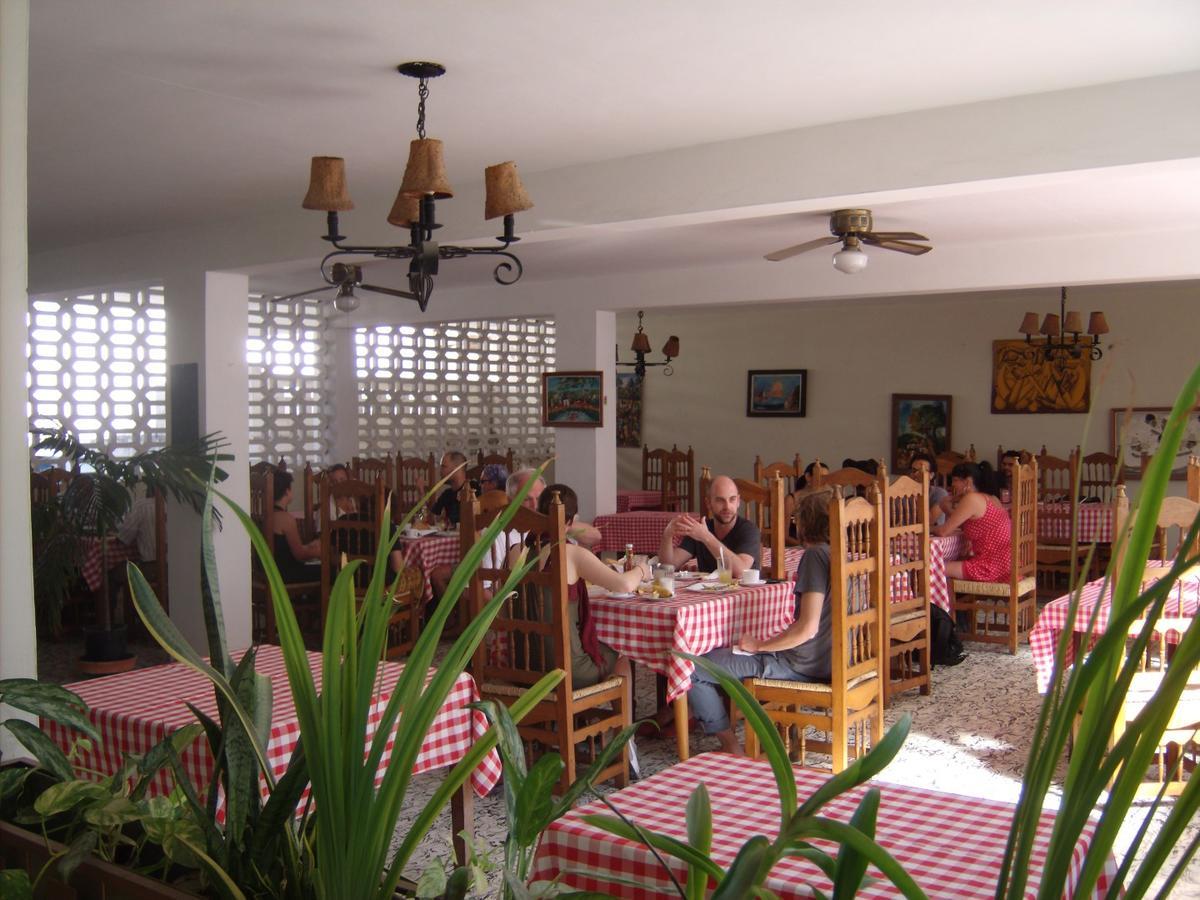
[659,475,760,578]
[932,461,1012,582]
[271,470,321,582]
[908,451,950,526]
[507,483,646,706]
[682,489,838,755]
[785,460,830,537]
[325,462,358,518]
[430,451,475,526]
[477,462,509,496]
[116,485,157,563]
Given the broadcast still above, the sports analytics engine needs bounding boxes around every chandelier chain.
[416,78,430,140]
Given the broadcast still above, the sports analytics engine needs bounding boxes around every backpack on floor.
[930,604,964,664]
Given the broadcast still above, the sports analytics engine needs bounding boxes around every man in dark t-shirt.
[657,475,761,577]
[429,450,474,526]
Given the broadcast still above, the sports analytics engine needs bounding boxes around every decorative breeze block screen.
[27,286,167,458]
[356,317,555,464]
[247,295,334,469]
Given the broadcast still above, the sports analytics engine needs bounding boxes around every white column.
[551,309,617,521]
[0,0,35,756]
[329,324,359,463]
[164,270,251,650]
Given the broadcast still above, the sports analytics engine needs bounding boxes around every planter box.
[1,820,199,900]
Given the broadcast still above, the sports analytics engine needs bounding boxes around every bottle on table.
[623,543,635,573]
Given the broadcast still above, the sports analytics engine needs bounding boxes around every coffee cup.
[740,568,761,586]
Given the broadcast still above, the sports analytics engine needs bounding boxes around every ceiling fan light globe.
[334,286,360,313]
[832,245,868,274]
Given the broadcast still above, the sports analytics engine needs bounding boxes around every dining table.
[42,644,502,864]
[78,534,139,592]
[616,488,664,512]
[529,752,1118,898]
[395,531,461,603]
[594,510,691,554]
[1029,562,1200,692]
[1038,501,1115,544]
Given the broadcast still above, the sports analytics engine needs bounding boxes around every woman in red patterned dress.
[932,461,1012,582]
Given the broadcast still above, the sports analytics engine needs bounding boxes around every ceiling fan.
[267,257,438,312]
[764,208,932,274]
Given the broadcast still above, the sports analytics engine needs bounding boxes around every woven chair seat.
[748,670,875,693]
[950,575,1036,597]
[891,607,926,625]
[482,676,624,703]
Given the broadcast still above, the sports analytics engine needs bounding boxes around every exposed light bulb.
[832,244,868,274]
[334,284,360,312]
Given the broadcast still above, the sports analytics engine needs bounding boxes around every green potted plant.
[30,428,229,671]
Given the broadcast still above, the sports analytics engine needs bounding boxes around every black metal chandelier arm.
[436,244,525,286]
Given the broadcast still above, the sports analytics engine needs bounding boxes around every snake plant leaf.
[709,834,771,900]
[133,723,204,801]
[472,698,526,827]
[515,753,564,846]
[581,813,725,883]
[794,818,928,900]
[0,680,98,742]
[686,782,713,856]
[831,788,880,899]
[548,721,641,822]
[5,719,77,783]
[795,717,909,819]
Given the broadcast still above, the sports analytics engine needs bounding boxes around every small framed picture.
[1110,406,1200,480]
[542,371,604,427]
[891,394,953,471]
[746,370,807,417]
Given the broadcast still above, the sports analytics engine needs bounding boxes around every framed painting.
[1110,406,1200,480]
[891,394,952,471]
[615,373,643,448]
[991,339,1091,414]
[542,371,604,427]
[746,370,807,417]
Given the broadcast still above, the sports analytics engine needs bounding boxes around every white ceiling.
[27,0,1200,296]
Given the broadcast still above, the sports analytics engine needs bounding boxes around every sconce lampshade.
[1088,311,1110,335]
[387,192,420,228]
[302,157,355,211]
[1018,312,1040,335]
[399,139,454,199]
[483,161,534,220]
[662,335,680,358]
[631,332,652,354]
[1040,313,1060,337]
[1063,311,1084,334]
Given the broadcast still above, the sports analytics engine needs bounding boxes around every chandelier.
[615,310,680,377]
[1018,287,1108,361]
[299,62,532,313]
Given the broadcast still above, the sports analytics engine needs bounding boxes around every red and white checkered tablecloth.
[77,535,139,592]
[595,511,691,554]
[1029,562,1200,693]
[930,533,971,613]
[1039,502,1114,544]
[43,645,503,813]
[616,489,664,513]
[591,581,797,702]
[530,752,1117,898]
[397,533,462,603]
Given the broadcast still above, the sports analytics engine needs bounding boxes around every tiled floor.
[35,633,1199,897]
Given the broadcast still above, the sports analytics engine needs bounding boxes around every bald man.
[658,475,761,578]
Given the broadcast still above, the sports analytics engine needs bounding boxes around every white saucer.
[739,579,766,586]
[606,592,636,599]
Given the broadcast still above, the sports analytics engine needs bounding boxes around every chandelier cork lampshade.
[1018,312,1041,336]
[399,139,453,199]
[302,157,355,211]
[1088,311,1110,335]
[387,192,421,228]
[484,161,534,220]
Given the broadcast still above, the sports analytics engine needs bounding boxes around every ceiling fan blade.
[865,230,929,242]
[268,285,336,304]
[359,282,418,301]
[763,235,839,262]
[862,235,932,255]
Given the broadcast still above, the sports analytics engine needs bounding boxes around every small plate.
[739,579,766,587]
[687,582,734,594]
[675,571,702,581]
[403,528,437,538]
[606,592,636,599]
[435,529,458,537]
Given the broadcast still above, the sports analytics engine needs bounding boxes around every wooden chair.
[395,453,437,518]
[881,467,932,703]
[351,455,394,492]
[731,474,787,580]
[741,487,886,774]
[1109,486,1200,798]
[1035,448,1086,599]
[320,478,419,657]
[814,463,880,497]
[951,459,1038,655]
[30,471,54,506]
[1188,455,1200,503]
[477,448,516,472]
[462,491,631,793]
[642,444,695,513]
[754,455,803,488]
[1078,449,1122,504]
[249,468,322,644]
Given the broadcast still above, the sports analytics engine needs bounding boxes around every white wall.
[616,282,1200,493]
